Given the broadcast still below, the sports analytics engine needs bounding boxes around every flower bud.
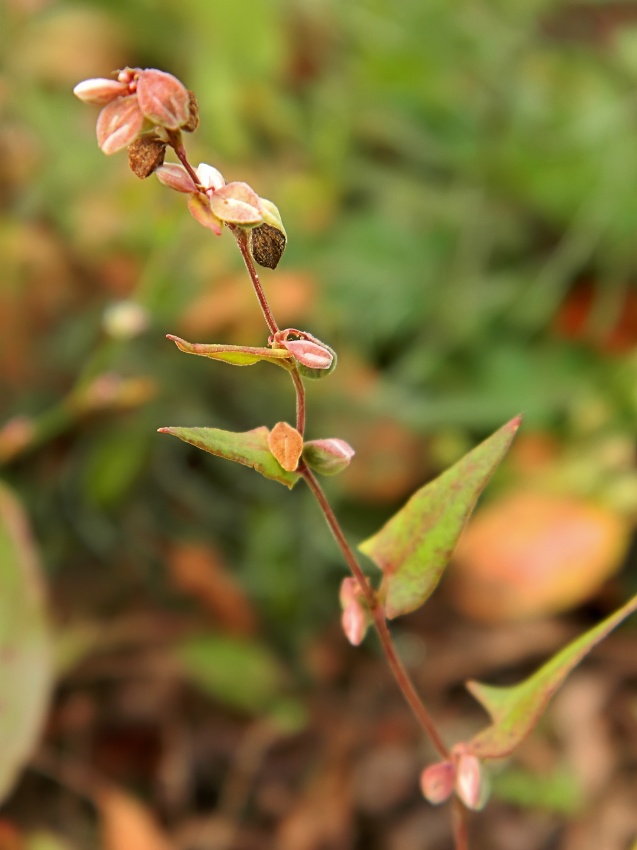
[196,162,225,191]
[420,761,456,805]
[209,181,263,226]
[73,78,129,105]
[454,752,488,811]
[341,599,368,646]
[339,578,370,646]
[283,339,334,372]
[96,95,145,155]
[303,438,355,476]
[135,69,191,130]
[156,163,197,193]
[128,134,166,179]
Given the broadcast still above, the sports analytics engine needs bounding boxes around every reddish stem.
[166,130,202,189]
[234,230,279,337]
[289,366,306,436]
[452,799,469,850]
[300,464,450,760]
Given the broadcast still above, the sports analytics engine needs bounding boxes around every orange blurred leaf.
[98,787,174,850]
[167,542,258,635]
[451,491,630,622]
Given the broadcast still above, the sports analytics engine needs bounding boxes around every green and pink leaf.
[358,416,521,619]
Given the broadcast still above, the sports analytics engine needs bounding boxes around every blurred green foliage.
[1,0,636,648]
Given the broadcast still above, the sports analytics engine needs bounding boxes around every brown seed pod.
[127,134,167,179]
[182,90,200,133]
[249,223,286,269]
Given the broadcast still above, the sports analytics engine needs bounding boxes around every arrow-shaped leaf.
[0,481,53,804]
[167,335,292,368]
[158,425,301,488]
[358,416,521,619]
[466,593,637,759]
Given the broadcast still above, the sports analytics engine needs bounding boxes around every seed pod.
[128,134,166,179]
[249,198,286,269]
[182,90,200,132]
[249,224,286,269]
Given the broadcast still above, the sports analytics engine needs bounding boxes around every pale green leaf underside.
[467,593,637,759]
[0,482,53,804]
[159,425,300,488]
[168,335,292,368]
[358,416,521,618]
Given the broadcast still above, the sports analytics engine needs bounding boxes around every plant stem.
[234,230,280,337]
[300,463,450,760]
[167,130,202,188]
[452,799,469,850]
[289,366,306,436]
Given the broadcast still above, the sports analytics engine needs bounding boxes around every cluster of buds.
[73,68,197,155]
[420,745,489,811]
[73,68,287,269]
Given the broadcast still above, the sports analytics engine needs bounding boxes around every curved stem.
[300,463,449,760]
[234,230,279,337]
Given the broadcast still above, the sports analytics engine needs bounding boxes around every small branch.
[289,366,306,436]
[300,464,449,760]
[233,230,279,337]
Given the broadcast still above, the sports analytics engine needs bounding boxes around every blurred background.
[1,0,637,848]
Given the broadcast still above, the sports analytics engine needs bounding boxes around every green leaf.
[158,425,301,488]
[466,594,637,759]
[358,416,521,619]
[175,634,284,713]
[167,334,292,368]
[0,482,53,804]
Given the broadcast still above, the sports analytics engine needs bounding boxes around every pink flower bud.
[339,576,361,608]
[420,761,456,805]
[303,438,355,476]
[96,95,145,155]
[73,78,129,105]
[454,752,487,811]
[209,181,263,226]
[338,578,369,646]
[187,193,223,235]
[341,599,367,646]
[156,163,197,193]
[135,69,191,130]
[281,340,334,371]
[196,163,225,191]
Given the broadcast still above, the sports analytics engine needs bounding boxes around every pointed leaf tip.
[166,335,292,368]
[466,593,637,759]
[358,416,520,619]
